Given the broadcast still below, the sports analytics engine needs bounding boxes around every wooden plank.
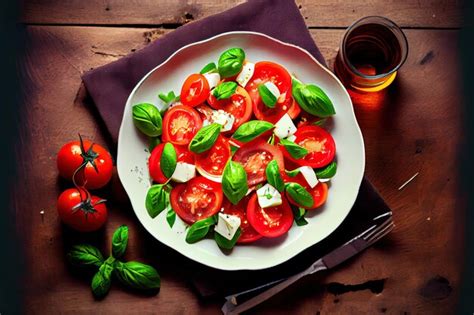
[18,25,462,314]
[19,0,463,28]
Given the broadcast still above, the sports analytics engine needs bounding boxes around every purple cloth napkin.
[82,0,324,141]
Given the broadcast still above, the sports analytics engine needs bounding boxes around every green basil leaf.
[313,118,327,126]
[293,82,335,117]
[232,120,274,143]
[132,103,162,137]
[258,84,277,108]
[285,182,314,208]
[200,62,218,74]
[160,142,177,178]
[185,216,217,244]
[149,137,161,152]
[267,134,275,145]
[114,261,160,290]
[285,168,300,177]
[218,48,245,78]
[213,81,238,100]
[158,91,178,103]
[166,208,176,228]
[214,227,241,250]
[145,184,171,218]
[189,123,222,153]
[265,160,285,192]
[230,145,239,155]
[315,161,337,179]
[222,160,248,205]
[112,225,128,258]
[280,138,308,159]
[291,206,308,226]
[67,244,104,267]
[91,261,114,298]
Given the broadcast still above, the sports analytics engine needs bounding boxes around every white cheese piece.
[274,113,297,139]
[236,62,255,87]
[257,183,282,208]
[287,134,297,142]
[211,110,235,132]
[171,162,196,183]
[214,213,241,240]
[196,166,222,183]
[263,82,281,100]
[203,72,221,89]
[319,178,331,183]
[298,166,319,188]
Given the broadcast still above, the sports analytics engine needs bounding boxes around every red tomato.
[245,61,293,123]
[222,195,262,244]
[281,125,336,168]
[149,143,194,183]
[207,86,253,131]
[57,188,107,232]
[162,105,203,145]
[282,172,329,209]
[247,193,293,238]
[195,135,231,179]
[232,139,284,186]
[180,74,210,107]
[170,176,223,224]
[287,97,301,119]
[57,137,113,190]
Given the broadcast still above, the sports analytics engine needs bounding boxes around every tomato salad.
[132,48,337,250]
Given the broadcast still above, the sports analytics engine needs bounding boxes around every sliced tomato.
[195,135,231,179]
[245,61,293,123]
[222,195,262,244]
[232,139,284,186]
[281,125,336,168]
[287,97,301,119]
[286,181,329,210]
[247,193,293,238]
[149,143,194,183]
[162,105,202,145]
[180,73,210,107]
[170,176,223,224]
[207,86,253,131]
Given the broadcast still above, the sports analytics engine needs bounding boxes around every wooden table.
[18,1,464,314]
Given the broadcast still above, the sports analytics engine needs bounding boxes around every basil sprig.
[160,143,177,178]
[292,206,308,226]
[67,225,161,298]
[285,182,314,208]
[158,91,179,104]
[145,184,171,219]
[292,78,335,117]
[222,161,248,205]
[215,227,242,250]
[213,81,238,100]
[232,120,274,143]
[315,161,337,179]
[265,160,285,192]
[218,48,245,78]
[166,209,176,228]
[258,84,277,108]
[132,103,163,137]
[200,62,217,74]
[280,138,308,159]
[189,123,222,153]
[186,216,217,244]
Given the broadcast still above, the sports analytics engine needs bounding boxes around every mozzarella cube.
[257,183,282,208]
[274,113,297,139]
[171,162,196,183]
[203,72,221,89]
[287,134,297,142]
[298,166,318,188]
[263,82,281,100]
[214,213,241,240]
[236,62,255,87]
[211,110,235,132]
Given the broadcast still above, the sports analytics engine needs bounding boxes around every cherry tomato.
[57,136,113,190]
[180,74,210,107]
[282,172,329,209]
[57,188,107,232]
[247,193,293,238]
[222,195,263,244]
[281,125,336,168]
[149,143,194,183]
[245,61,293,123]
[162,105,203,145]
[195,135,231,180]
[207,86,253,131]
[233,139,284,186]
[170,176,223,224]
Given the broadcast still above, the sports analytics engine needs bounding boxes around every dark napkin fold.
[82,0,392,300]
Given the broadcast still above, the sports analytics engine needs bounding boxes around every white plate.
[117,31,365,271]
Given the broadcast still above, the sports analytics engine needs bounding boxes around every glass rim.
[340,15,409,80]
